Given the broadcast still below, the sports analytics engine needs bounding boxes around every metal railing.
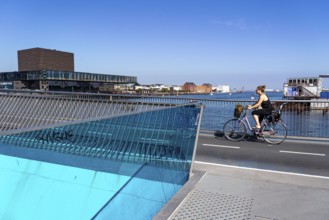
[1,90,328,138]
[0,90,204,171]
[0,90,175,133]
[111,95,329,139]
[0,104,202,170]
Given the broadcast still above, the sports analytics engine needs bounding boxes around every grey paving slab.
[168,166,329,220]
[195,174,329,220]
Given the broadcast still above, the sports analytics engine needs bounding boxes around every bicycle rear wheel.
[261,121,287,144]
[223,119,246,141]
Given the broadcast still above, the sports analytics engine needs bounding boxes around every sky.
[0,0,329,90]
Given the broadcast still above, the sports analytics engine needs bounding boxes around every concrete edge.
[153,170,206,220]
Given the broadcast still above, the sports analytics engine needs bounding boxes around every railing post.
[190,105,204,178]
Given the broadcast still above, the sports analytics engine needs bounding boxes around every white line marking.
[202,144,240,149]
[279,150,326,156]
[194,161,329,180]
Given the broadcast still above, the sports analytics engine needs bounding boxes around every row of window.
[0,71,137,83]
[287,78,321,86]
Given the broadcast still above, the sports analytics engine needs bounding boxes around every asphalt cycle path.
[195,133,329,177]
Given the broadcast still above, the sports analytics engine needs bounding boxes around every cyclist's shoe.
[252,126,261,131]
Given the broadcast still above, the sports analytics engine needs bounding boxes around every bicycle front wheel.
[262,121,287,144]
[223,119,246,141]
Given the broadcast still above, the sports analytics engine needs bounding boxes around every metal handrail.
[1,90,329,138]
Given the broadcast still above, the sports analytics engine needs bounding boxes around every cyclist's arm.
[248,95,265,109]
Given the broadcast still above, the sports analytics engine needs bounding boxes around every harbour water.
[175,91,284,101]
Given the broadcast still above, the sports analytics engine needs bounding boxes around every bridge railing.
[108,95,329,138]
[0,102,203,171]
[0,90,176,132]
[1,90,328,138]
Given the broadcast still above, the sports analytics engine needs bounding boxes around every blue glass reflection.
[0,104,201,220]
[0,105,200,171]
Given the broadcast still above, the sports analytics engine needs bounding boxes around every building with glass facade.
[0,48,137,92]
[0,70,137,92]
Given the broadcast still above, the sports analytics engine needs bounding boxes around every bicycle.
[223,103,288,144]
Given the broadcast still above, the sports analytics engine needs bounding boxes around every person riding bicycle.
[247,85,273,129]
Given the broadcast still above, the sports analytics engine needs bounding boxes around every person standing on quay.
[247,85,273,129]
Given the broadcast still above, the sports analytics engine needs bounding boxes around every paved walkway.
[155,161,329,220]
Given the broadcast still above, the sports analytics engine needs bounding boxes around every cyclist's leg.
[252,109,267,128]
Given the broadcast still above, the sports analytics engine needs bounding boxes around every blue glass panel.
[0,105,200,171]
[0,104,201,219]
[0,154,141,220]
[94,165,189,220]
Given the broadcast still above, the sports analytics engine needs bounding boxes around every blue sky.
[0,0,329,90]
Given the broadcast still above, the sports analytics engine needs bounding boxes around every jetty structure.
[282,75,329,112]
[283,75,329,100]
[283,76,322,99]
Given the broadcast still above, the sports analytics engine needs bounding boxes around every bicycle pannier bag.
[234,104,243,118]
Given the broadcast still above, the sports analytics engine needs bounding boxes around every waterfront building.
[0,48,137,93]
[171,85,182,92]
[134,84,151,94]
[134,84,182,95]
[0,70,137,93]
[182,82,212,93]
[196,83,212,93]
[182,82,213,93]
[215,85,230,93]
[283,77,323,99]
[182,82,197,93]
[150,84,170,91]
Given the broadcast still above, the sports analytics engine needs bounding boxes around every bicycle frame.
[240,105,285,132]
[238,108,260,134]
[223,103,288,144]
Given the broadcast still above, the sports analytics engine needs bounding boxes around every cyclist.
[247,85,273,129]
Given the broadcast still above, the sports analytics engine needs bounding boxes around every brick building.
[197,83,213,93]
[18,48,74,72]
[182,82,197,93]
[182,82,212,93]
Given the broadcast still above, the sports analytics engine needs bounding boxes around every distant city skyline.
[1,0,329,90]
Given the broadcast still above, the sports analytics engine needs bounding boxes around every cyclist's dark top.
[261,98,273,111]
[252,95,273,120]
